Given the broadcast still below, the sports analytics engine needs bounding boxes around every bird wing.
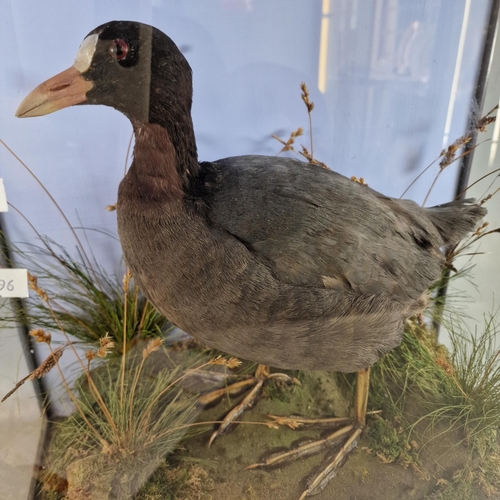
[199,155,443,304]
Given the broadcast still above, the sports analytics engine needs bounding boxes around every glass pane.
[1,2,497,499]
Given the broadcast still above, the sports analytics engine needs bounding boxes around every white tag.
[0,179,7,212]
[0,269,29,298]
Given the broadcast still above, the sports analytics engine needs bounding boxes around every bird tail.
[426,198,487,246]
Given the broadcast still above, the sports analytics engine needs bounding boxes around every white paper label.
[0,269,29,298]
[0,179,7,212]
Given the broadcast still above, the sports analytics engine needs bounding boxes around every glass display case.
[1,2,499,499]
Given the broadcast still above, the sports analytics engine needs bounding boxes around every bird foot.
[199,364,299,447]
[246,420,362,499]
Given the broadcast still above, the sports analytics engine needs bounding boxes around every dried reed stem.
[120,270,131,408]
[128,338,163,430]
[301,82,314,158]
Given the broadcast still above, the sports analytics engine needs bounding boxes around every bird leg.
[247,367,371,499]
[199,364,298,447]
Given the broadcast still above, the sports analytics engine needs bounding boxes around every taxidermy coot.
[16,20,486,498]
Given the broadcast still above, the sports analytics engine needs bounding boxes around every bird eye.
[110,39,129,61]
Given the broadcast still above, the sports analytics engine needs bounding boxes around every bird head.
[16,20,193,127]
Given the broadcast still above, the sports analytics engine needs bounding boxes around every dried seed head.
[301,145,313,162]
[265,421,280,430]
[478,118,495,132]
[99,333,113,348]
[299,146,329,169]
[473,221,490,236]
[29,328,51,344]
[480,194,492,205]
[27,273,38,289]
[224,357,242,369]
[475,105,497,132]
[27,272,48,302]
[351,176,368,186]
[29,346,66,381]
[439,134,472,170]
[271,416,302,430]
[300,82,314,113]
[142,338,163,359]
[85,350,96,362]
[278,127,304,152]
[96,347,111,358]
[209,355,242,369]
[436,356,454,376]
[97,334,114,358]
[122,270,132,291]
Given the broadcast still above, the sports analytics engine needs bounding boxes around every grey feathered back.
[207,156,486,302]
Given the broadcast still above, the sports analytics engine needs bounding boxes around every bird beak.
[15,66,93,118]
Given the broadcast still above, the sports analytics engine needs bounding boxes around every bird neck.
[128,115,199,201]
